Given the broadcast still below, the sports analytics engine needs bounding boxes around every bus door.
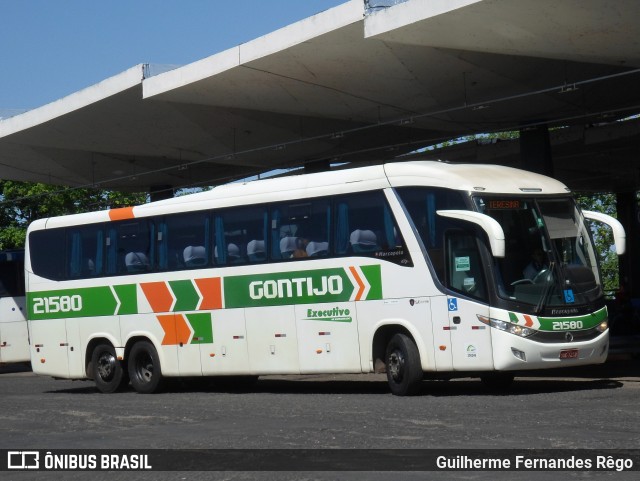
[174,314,203,376]
[64,317,83,377]
[151,313,202,376]
[201,308,251,375]
[296,300,361,373]
[444,231,494,371]
[430,295,453,371]
[28,315,81,378]
[246,305,300,374]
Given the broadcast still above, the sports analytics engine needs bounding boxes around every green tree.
[575,192,619,294]
[0,181,147,250]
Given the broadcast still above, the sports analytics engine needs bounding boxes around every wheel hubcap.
[97,352,116,381]
[137,354,153,383]
[388,349,405,382]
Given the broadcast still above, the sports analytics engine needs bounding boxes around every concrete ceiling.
[0,0,639,193]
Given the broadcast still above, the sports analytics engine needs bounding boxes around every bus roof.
[32,161,570,230]
[384,161,570,194]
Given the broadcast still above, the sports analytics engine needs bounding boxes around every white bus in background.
[0,250,29,364]
[24,161,625,395]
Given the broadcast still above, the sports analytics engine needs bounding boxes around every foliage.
[0,181,147,250]
[428,130,519,151]
[575,192,619,293]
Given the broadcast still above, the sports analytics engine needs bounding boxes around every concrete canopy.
[0,0,639,193]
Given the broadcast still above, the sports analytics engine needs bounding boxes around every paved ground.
[1,357,639,480]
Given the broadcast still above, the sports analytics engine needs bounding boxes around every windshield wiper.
[534,261,556,315]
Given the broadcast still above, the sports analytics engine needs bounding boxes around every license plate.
[559,349,579,359]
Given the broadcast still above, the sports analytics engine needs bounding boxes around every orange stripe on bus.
[195,277,223,310]
[141,282,174,312]
[108,206,135,221]
[157,314,177,345]
[175,315,193,345]
[157,314,191,346]
[349,266,365,301]
[523,315,534,328]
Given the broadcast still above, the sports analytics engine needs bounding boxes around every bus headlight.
[596,320,608,333]
[477,315,536,338]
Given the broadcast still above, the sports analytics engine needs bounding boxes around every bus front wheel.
[385,333,423,396]
[91,344,128,393]
[128,341,165,394]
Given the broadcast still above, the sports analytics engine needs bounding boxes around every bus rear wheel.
[385,333,423,396]
[92,344,128,393]
[128,341,165,394]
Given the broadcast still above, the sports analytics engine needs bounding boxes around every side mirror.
[437,210,505,258]
[582,210,626,255]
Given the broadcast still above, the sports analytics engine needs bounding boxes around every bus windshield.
[474,196,602,310]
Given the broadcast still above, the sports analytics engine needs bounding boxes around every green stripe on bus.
[537,306,608,331]
[27,266,383,319]
[223,265,382,308]
[186,313,214,344]
[29,286,120,320]
[361,265,382,299]
[113,284,137,315]
[170,280,200,312]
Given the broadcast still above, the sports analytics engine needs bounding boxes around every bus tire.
[91,344,128,393]
[128,341,165,394]
[385,333,423,396]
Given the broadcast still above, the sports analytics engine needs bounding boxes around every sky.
[0,0,346,113]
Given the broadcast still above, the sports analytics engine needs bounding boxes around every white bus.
[0,250,29,364]
[24,161,625,395]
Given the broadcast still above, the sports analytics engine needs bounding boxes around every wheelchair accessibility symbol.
[448,298,458,311]
[563,289,575,304]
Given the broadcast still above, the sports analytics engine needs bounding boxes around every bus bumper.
[491,329,609,371]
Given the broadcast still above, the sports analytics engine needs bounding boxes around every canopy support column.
[519,124,553,176]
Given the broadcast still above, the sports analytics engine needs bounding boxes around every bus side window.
[396,187,468,279]
[109,220,153,275]
[335,191,409,265]
[68,226,103,278]
[445,230,487,301]
[0,251,25,297]
[160,212,210,270]
[271,199,330,261]
[29,229,66,281]
[214,206,267,266]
